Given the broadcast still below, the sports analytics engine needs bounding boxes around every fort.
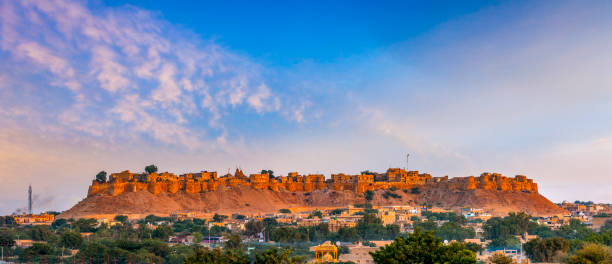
[87,168,538,197]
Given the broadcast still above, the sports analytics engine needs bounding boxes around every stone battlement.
[87,168,538,197]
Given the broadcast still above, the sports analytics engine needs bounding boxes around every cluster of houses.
[534,201,612,231]
[8,212,55,225]
[5,202,611,264]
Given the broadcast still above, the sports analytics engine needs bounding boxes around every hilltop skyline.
[1,0,612,214]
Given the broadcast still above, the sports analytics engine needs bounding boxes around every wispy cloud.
[0,0,287,147]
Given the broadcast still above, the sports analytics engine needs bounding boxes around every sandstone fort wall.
[87,168,538,197]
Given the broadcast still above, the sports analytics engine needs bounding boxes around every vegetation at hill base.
[1,211,612,263]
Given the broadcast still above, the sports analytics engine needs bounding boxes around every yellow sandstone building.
[87,168,539,197]
[314,241,338,263]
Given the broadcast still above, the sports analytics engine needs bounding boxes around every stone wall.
[86,168,539,197]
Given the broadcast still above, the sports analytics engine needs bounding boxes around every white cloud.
[91,46,129,92]
[16,42,80,91]
[247,84,280,113]
[0,0,291,148]
[152,63,181,103]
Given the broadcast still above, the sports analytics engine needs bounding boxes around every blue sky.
[101,1,495,65]
[0,0,611,214]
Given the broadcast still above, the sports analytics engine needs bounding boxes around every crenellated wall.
[86,168,539,197]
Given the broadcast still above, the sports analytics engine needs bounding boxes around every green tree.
[224,233,244,251]
[244,220,264,237]
[602,220,612,232]
[145,164,158,174]
[309,210,323,219]
[73,218,98,232]
[505,212,531,235]
[523,237,570,263]
[21,243,52,261]
[330,209,343,215]
[279,209,291,214]
[137,224,153,240]
[76,242,109,264]
[95,171,107,182]
[193,233,203,243]
[213,214,228,223]
[484,212,531,240]
[434,222,476,241]
[142,239,170,258]
[464,242,484,254]
[114,215,129,224]
[254,248,303,264]
[370,229,476,264]
[337,227,359,242]
[233,214,246,220]
[364,190,374,201]
[261,170,274,178]
[60,231,84,249]
[567,243,612,264]
[488,236,520,249]
[51,218,68,229]
[556,219,596,240]
[0,228,15,247]
[31,225,54,241]
[414,219,437,232]
[184,247,249,264]
[263,218,278,229]
[152,224,173,241]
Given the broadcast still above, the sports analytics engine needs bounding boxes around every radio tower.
[406,153,410,170]
[28,185,32,215]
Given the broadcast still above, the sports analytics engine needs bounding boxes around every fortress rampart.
[87,168,538,197]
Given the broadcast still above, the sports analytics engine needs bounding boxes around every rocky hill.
[59,184,566,219]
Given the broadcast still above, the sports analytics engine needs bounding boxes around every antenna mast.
[406,154,410,171]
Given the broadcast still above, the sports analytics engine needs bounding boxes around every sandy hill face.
[58,185,566,219]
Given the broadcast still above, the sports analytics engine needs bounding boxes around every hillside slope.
[58,185,566,219]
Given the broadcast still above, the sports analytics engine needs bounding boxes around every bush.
[233,214,246,220]
[279,209,291,214]
[309,210,323,219]
[489,252,514,264]
[382,191,401,199]
[330,209,343,215]
[567,243,612,264]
